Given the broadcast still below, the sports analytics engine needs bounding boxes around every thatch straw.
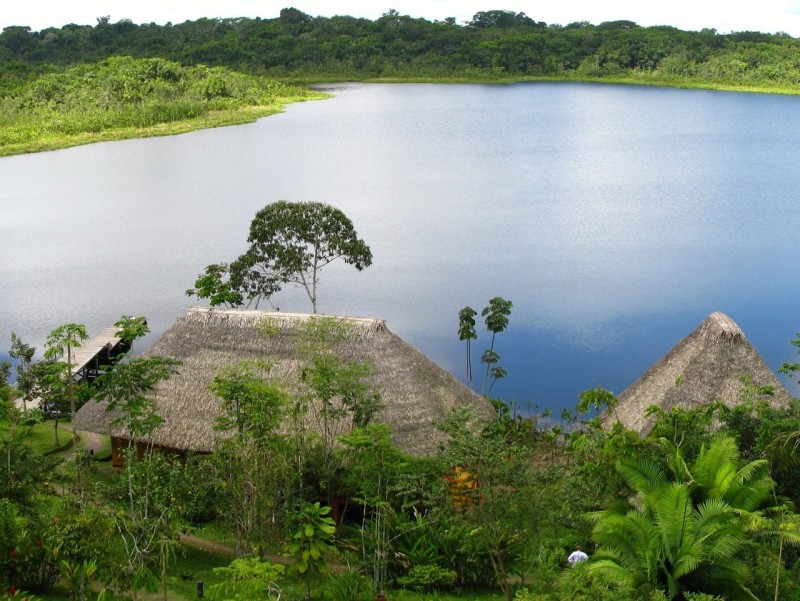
[607,311,790,435]
[75,308,493,456]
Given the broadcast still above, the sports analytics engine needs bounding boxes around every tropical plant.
[209,360,292,553]
[43,323,88,445]
[396,564,457,592]
[210,556,285,601]
[92,355,182,598]
[324,570,373,601]
[457,306,478,387]
[436,407,539,601]
[337,424,406,593]
[588,435,774,600]
[457,297,512,396]
[285,501,337,600]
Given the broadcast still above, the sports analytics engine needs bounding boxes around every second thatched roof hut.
[609,311,791,435]
[75,308,494,458]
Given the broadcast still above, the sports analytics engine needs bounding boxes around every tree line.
[3,8,800,88]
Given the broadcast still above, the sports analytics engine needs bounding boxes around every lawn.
[24,418,112,459]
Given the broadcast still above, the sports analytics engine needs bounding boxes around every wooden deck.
[68,326,126,379]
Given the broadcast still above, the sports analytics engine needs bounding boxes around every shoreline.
[3,74,798,158]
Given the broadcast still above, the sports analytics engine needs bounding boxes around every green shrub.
[395,565,456,592]
[324,570,374,601]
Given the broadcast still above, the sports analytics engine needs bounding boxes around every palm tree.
[44,323,88,445]
[588,436,772,600]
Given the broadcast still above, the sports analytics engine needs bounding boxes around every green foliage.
[458,307,478,387]
[210,360,286,437]
[185,263,247,308]
[396,565,457,592]
[0,591,41,601]
[235,201,373,313]
[43,323,88,445]
[210,556,285,601]
[113,314,149,345]
[324,570,374,601]
[589,435,772,600]
[285,502,337,598]
[9,334,35,411]
[435,407,545,601]
[93,355,181,439]
[480,297,512,396]
[48,504,114,601]
[337,424,408,592]
[208,361,292,553]
[0,423,61,504]
[0,57,318,156]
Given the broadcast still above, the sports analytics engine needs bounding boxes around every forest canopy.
[2,8,800,89]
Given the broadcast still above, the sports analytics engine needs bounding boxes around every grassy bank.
[4,58,800,158]
[0,57,328,157]
[0,99,323,157]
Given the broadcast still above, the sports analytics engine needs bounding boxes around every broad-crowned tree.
[237,201,372,313]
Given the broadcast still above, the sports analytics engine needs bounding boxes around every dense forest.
[2,8,800,88]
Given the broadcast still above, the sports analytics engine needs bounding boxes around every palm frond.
[617,455,668,496]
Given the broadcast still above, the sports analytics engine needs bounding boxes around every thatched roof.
[608,312,791,435]
[75,308,494,456]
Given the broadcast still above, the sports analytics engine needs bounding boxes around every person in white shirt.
[567,544,589,565]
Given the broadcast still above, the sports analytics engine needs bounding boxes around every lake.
[2,81,799,412]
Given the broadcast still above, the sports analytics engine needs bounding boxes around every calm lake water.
[2,82,799,412]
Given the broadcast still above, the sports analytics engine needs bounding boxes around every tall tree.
[436,407,538,601]
[457,298,512,396]
[457,306,477,387]
[9,333,35,412]
[114,314,149,348]
[43,323,88,444]
[93,354,182,598]
[480,297,512,396]
[209,360,291,553]
[236,201,373,313]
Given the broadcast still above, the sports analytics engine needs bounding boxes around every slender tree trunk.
[68,346,78,444]
[774,537,783,601]
[491,549,512,601]
[466,339,472,387]
[481,333,497,396]
[6,430,11,481]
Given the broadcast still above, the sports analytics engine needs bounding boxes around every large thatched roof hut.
[609,311,791,435]
[75,308,493,459]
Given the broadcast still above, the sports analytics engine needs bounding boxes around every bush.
[553,565,646,601]
[324,570,374,601]
[395,565,456,592]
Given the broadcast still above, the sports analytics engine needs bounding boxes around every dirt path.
[178,534,346,572]
[178,534,290,565]
[76,429,107,453]
[179,533,236,556]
